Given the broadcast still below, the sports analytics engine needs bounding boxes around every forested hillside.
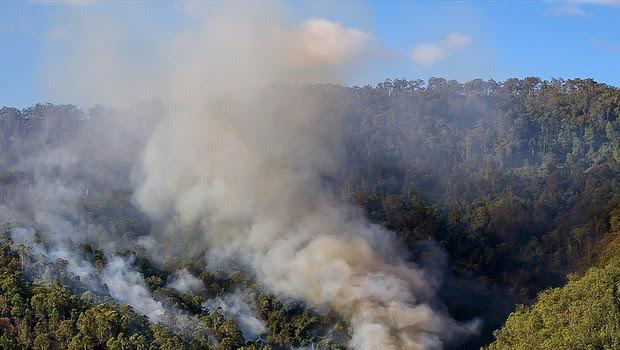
[485,234,620,349]
[330,77,620,295]
[1,77,620,349]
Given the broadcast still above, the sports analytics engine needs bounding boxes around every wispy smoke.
[203,290,266,340]
[167,268,205,294]
[102,255,166,320]
[0,103,171,322]
[29,3,477,349]
[9,225,167,322]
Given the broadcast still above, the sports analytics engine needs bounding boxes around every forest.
[2,77,620,349]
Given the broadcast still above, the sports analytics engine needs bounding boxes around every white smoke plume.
[0,104,171,323]
[9,225,167,322]
[167,268,205,294]
[203,289,266,340]
[37,3,478,349]
[102,255,166,321]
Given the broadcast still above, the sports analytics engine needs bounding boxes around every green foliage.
[255,293,329,347]
[486,257,620,349]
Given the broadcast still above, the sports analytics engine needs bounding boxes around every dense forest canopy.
[1,77,620,349]
[485,234,620,350]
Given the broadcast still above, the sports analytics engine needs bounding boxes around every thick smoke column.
[127,5,475,350]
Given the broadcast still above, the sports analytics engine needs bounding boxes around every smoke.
[0,103,173,323]
[28,3,478,349]
[203,289,266,340]
[102,256,166,320]
[134,5,474,350]
[167,268,205,294]
[9,225,167,322]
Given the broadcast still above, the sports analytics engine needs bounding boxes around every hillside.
[486,234,620,349]
[1,77,620,349]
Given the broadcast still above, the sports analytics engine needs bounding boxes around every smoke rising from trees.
[2,3,478,349]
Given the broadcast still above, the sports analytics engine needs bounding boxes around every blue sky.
[1,0,619,108]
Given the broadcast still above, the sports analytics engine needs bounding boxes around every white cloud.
[545,0,620,16]
[292,18,370,65]
[546,4,588,15]
[410,32,472,67]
